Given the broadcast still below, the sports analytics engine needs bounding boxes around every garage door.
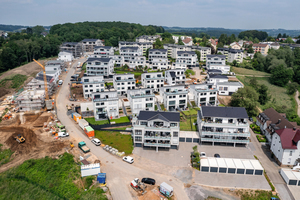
[179,138,185,142]
[228,168,236,174]
[186,138,192,142]
[288,180,297,185]
[135,143,142,147]
[219,168,227,173]
[246,169,254,175]
[255,170,263,175]
[237,169,245,174]
[210,167,218,173]
[193,138,200,143]
[201,166,209,172]
[170,145,177,149]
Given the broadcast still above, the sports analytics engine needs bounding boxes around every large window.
[146,103,153,108]
[135,130,142,135]
[173,132,178,137]
[135,136,142,141]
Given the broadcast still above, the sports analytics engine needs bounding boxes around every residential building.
[44,60,64,82]
[148,49,168,70]
[82,76,105,99]
[82,39,103,53]
[25,73,55,96]
[253,44,269,55]
[230,42,242,50]
[161,85,188,111]
[270,42,280,50]
[120,47,145,68]
[207,69,222,75]
[141,72,164,92]
[227,49,243,64]
[94,46,114,58]
[280,43,300,50]
[189,84,218,106]
[136,35,161,43]
[217,81,243,96]
[163,44,211,61]
[256,108,297,144]
[60,42,82,58]
[209,39,218,51]
[86,57,114,78]
[271,128,300,166]
[92,90,119,120]
[197,106,250,146]
[15,89,45,112]
[58,51,74,62]
[174,51,197,69]
[165,69,186,86]
[191,46,211,61]
[132,111,180,150]
[183,38,193,46]
[206,55,230,74]
[128,88,155,115]
[119,41,153,55]
[109,55,124,67]
[113,73,136,96]
[207,74,228,85]
[243,41,253,47]
[170,45,189,58]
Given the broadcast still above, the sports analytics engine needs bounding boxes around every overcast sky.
[0,0,299,29]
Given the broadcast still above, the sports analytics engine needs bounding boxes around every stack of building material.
[15,89,45,111]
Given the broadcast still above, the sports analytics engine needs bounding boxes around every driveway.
[56,60,190,200]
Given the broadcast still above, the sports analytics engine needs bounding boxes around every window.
[135,136,142,141]
[85,90,88,92]
[290,151,293,156]
[85,85,88,88]
[173,132,178,137]
[135,130,142,135]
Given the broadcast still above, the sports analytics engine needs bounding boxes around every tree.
[248,45,254,53]
[32,25,45,35]
[258,85,270,105]
[287,82,299,95]
[161,32,172,40]
[153,38,163,49]
[277,33,282,39]
[217,42,224,48]
[253,38,259,43]
[195,50,201,62]
[230,86,259,117]
[249,76,259,90]
[285,37,295,44]
[193,38,197,44]
[145,48,150,59]
[232,60,237,67]
[178,37,184,45]
[270,64,293,87]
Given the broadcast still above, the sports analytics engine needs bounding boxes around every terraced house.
[132,111,180,151]
[189,84,218,106]
[161,85,188,111]
[92,90,119,120]
[128,88,155,115]
[148,49,168,70]
[197,106,250,147]
[113,73,136,96]
[174,51,197,69]
[165,69,186,86]
[86,57,114,78]
[141,72,164,92]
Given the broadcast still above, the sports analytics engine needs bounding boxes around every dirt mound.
[0,88,11,98]
[47,141,67,153]
[33,116,50,127]
[4,127,39,154]
[23,113,41,123]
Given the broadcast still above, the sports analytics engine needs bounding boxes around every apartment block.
[163,44,211,61]
[86,57,114,78]
[197,106,250,147]
[206,74,228,85]
[136,35,161,43]
[253,43,269,55]
[148,49,168,70]
[60,42,82,58]
[174,51,197,69]
[165,69,186,86]
[141,72,164,92]
[217,81,243,96]
[132,111,180,151]
[189,84,218,106]
[113,73,136,96]
[25,73,55,96]
[92,90,119,120]
[218,48,243,64]
[109,55,124,67]
[82,76,105,99]
[82,39,103,53]
[119,41,153,56]
[206,55,230,74]
[119,47,145,68]
[58,51,74,62]
[15,89,45,111]
[128,88,155,115]
[94,46,114,58]
[161,85,188,111]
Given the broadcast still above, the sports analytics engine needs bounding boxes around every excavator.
[14,134,25,143]
[33,59,54,110]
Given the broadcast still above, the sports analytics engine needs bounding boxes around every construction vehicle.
[33,59,54,110]
[14,134,25,143]
[130,178,147,195]
[70,142,74,149]
[78,141,90,153]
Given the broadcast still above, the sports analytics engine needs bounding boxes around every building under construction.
[25,73,55,96]
[15,89,45,111]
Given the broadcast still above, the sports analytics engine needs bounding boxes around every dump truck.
[14,134,25,143]
[78,141,90,153]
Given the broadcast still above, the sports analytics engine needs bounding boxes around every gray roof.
[120,47,139,50]
[201,106,248,118]
[149,49,167,53]
[217,81,243,86]
[207,69,222,73]
[207,54,226,59]
[138,111,180,122]
[209,74,228,79]
[62,42,79,46]
[177,51,196,55]
[82,39,99,42]
[228,49,243,53]
[87,57,111,62]
[46,60,64,65]
[36,72,54,82]
[217,48,229,51]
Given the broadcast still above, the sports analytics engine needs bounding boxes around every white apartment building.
[128,56,146,69]
[271,128,300,166]
[206,55,230,74]
[141,72,164,92]
[82,76,105,99]
[227,49,243,64]
[136,35,161,43]
[109,55,124,67]
[197,106,250,147]
[86,57,114,78]
[92,90,119,120]
[171,45,189,58]
[163,44,211,61]
[217,81,243,96]
[113,73,136,96]
[132,111,180,151]
[161,85,188,111]
[119,41,152,56]
[191,46,211,61]
[82,39,103,53]
[189,84,218,106]
[94,46,114,58]
[58,51,74,62]
[165,69,186,86]
[148,49,168,70]
[128,88,155,115]
[120,47,145,68]
[207,74,228,85]
[174,51,197,69]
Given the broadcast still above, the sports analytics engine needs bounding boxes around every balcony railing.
[201,131,250,137]
[144,143,171,147]
[144,135,171,140]
[134,124,178,130]
[201,138,250,143]
[165,90,188,95]
[130,93,155,98]
[94,97,119,102]
[97,111,107,114]
[202,121,248,127]
[196,88,218,93]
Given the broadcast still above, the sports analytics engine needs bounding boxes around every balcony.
[165,90,188,95]
[196,88,218,93]
[115,78,135,82]
[201,131,250,137]
[130,93,155,99]
[145,76,164,80]
[144,142,171,147]
[202,121,248,127]
[97,110,107,114]
[94,97,118,102]
[134,124,178,130]
[144,135,171,140]
[201,138,250,143]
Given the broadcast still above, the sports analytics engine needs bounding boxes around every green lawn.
[86,116,130,125]
[155,105,158,111]
[180,117,197,131]
[107,126,131,131]
[110,116,130,123]
[182,108,200,116]
[0,153,107,199]
[0,74,27,89]
[106,82,113,86]
[232,67,271,76]
[0,144,14,167]
[95,130,133,155]
[160,104,165,111]
[186,69,196,75]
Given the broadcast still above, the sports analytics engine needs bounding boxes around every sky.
[0,0,299,29]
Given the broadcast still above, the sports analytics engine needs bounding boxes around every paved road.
[249,128,295,200]
[56,59,189,200]
[295,91,300,116]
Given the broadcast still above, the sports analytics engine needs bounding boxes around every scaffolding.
[15,89,45,111]
[24,78,55,96]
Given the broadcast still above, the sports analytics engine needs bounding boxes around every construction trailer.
[15,89,45,112]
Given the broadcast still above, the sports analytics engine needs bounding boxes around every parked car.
[71,74,79,78]
[91,138,101,146]
[200,152,206,157]
[69,98,77,101]
[141,178,156,185]
[123,156,134,164]
[214,153,220,158]
[58,80,63,85]
[70,78,77,82]
[58,132,69,137]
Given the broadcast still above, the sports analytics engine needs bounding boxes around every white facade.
[119,41,152,55]
[227,49,243,64]
[189,84,218,106]
[128,88,155,115]
[58,51,74,62]
[120,47,145,68]
[174,51,197,69]
[161,85,188,111]
[207,74,228,85]
[109,55,124,67]
[141,72,164,92]
[132,111,180,150]
[92,91,119,120]
[148,49,168,70]
[165,69,186,86]
[136,35,161,43]
[217,81,243,96]
[82,39,103,52]
[94,46,114,58]
[113,73,136,96]
[86,57,114,78]
[82,76,105,99]
[206,55,230,74]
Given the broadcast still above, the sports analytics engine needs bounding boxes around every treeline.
[238,30,268,41]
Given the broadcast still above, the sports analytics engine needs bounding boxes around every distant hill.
[0,24,51,32]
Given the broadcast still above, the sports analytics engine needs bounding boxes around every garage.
[135,143,142,147]
[216,158,227,173]
[242,160,254,175]
[225,158,236,174]
[179,132,199,143]
[208,158,218,173]
[280,168,300,186]
[250,160,264,175]
[200,158,209,172]
[233,159,245,174]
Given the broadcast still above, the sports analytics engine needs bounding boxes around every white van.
[58,132,69,137]
[58,80,63,85]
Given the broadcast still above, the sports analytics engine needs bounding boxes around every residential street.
[56,60,190,200]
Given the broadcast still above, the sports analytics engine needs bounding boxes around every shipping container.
[78,119,89,130]
[84,126,94,137]
[73,112,82,122]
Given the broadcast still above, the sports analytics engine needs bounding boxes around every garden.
[250,124,267,143]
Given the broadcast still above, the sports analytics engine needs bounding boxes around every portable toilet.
[97,173,106,184]
[84,126,95,137]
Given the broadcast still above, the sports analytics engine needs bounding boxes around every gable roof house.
[182,38,193,46]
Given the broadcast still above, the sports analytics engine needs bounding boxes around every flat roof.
[233,159,244,169]
[200,158,209,167]
[179,131,199,138]
[250,160,264,170]
[217,81,243,86]
[242,160,254,169]
[224,158,236,168]
[281,168,298,179]
[216,158,227,168]
[208,158,218,167]
[292,170,300,180]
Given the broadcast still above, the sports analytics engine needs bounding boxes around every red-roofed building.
[271,128,300,166]
[182,38,193,46]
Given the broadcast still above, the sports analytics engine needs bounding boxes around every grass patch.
[236,190,278,200]
[232,67,271,76]
[186,69,195,75]
[219,104,226,107]
[0,144,14,167]
[182,108,199,116]
[180,117,197,131]
[106,82,113,86]
[256,135,267,142]
[264,171,275,191]
[95,130,133,154]
[85,118,109,125]
[0,74,27,89]
[110,116,130,123]
[155,105,158,111]
[160,104,165,111]
[191,101,196,107]
[82,63,87,73]
[106,126,131,131]
[0,153,107,199]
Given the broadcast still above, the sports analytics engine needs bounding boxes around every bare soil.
[218,96,232,106]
